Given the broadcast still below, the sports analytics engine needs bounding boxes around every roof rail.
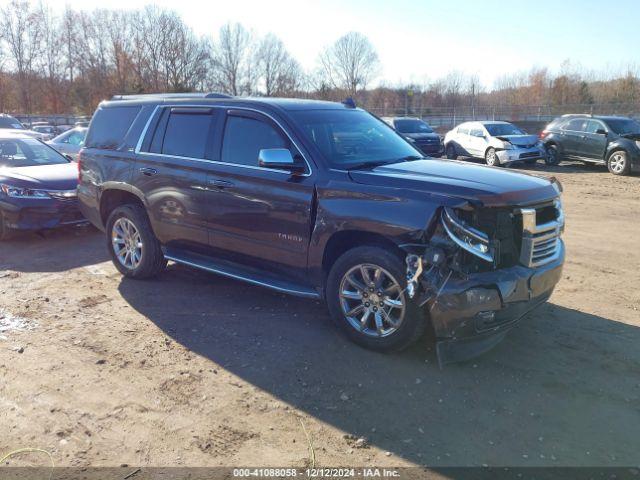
[111,92,233,101]
[561,113,592,118]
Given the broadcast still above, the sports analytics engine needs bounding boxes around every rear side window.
[562,118,587,132]
[161,109,213,159]
[458,126,469,135]
[221,116,288,167]
[85,106,141,150]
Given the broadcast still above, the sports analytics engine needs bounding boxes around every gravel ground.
[0,161,639,468]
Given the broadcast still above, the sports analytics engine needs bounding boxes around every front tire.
[607,150,631,176]
[445,143,457,159]
[545,144,561,165]
[485,148,500,166]
[106,204,166,279]
[326,246,426,352]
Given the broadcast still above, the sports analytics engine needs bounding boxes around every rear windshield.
[0,116,24,130]
[394,119,434,134]
[0,137,69,168]
[85,106,141,150]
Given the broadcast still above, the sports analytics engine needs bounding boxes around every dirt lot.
[1,161,639,469]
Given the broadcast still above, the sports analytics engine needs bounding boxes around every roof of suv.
[102,94,353,112]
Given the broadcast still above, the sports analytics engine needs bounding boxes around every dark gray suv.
[541,114,640,176]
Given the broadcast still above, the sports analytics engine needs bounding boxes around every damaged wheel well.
[100,189,145,226]
[322,230,405,281]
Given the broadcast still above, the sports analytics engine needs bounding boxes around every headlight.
[0,183,51,199]
[441,207,494,263]
[501,141,514,150]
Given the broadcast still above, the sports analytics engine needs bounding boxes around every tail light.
[539,130,549,140]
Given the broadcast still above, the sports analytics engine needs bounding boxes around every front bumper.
[1,196,86,231]
[427,241,564,366]
[496,146,547,165]
[415,142,445,157]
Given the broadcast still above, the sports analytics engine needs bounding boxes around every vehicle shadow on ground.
[451,156,611,175]
[119,265,640,466]
[0,226,109,273]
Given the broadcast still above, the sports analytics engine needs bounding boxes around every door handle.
[207,178,234,189]
[139,167,158,176]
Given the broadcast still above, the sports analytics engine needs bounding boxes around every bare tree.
[39,3,63,111]
[255,33,301,96]
[162,14,209,92]
[209,22,253,96]
[0,0,43,112]
[319,32,379,95]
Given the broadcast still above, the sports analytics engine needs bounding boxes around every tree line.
[0,0,638,116]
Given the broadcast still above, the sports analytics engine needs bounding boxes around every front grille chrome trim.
[518,199,564,268]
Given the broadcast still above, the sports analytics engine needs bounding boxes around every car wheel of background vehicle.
[326,246,426,352]
[445,144,457,159]
[106,204,167,279]
[545,144,561,165]
[607,150,631,176]
[485,148,499,166]
[0,211,13,241]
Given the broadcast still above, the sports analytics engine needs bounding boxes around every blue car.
[0,134,84,240]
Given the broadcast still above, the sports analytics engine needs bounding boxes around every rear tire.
[106,204,166,279]
[607,150,631,176]
[326,246,426,352]
[545,144,561,165]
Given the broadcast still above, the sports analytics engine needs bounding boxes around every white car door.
[468,126,488,157]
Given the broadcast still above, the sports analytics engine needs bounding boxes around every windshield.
[484,123,525,136]
[606,118,640,135]
[0,137,69,168]
[291,109,422,169]
[394,119,434,134]
[0,116,25,130]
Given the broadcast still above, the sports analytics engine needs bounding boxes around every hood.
[0,162,78,190]
[621,132,640,140]
[494,134,539,146]
[402,132,441,141]
[348,159,558,207]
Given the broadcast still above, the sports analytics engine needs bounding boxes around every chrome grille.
[519,199,564,267]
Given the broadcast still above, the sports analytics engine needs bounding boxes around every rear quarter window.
[85,106,141,150]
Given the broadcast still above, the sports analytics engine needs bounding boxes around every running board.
[163,248,321,299]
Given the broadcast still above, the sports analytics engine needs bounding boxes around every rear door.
[455,125,472,155]
[559,118,587,157]
[205,108,315,283]
[468,125,487,156]
[134,106,220,249]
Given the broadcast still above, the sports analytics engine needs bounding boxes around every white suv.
[443,121,547,166]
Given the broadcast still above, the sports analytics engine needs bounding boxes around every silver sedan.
[47,127,87,161]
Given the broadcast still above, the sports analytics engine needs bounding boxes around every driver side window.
[221,115,289,167]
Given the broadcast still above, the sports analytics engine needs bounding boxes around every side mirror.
[258,148,305,173]
[596,128,607,135]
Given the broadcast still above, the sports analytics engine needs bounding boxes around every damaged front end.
[404,198,565,367]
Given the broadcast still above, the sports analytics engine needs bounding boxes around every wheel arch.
[99,187,146,226]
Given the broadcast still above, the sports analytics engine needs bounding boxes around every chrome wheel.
[338,264,406,338]
[485,148,498,166]
[609,151,627,174]
[111,217,143,270]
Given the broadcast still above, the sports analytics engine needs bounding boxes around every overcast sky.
[7,0,640,88]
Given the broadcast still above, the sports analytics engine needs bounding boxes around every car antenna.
[342,97,356,108]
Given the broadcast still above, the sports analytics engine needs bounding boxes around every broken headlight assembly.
[441,207,494,263]
[0,183,52,199]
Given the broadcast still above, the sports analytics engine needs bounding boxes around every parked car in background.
[0,134,84,240]
[382,117,444,157]
[31,124,57,140]
[78,93,565,364]
[0,114,48,140]
[541,114,640,176]
[47,127,87,161]
[444,121,547,167]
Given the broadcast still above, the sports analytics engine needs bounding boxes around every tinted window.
[162,110,212,159]
[221,116,288,167]
[0,116,24,129]
[562,119,587,132]
[585,120,604,134]
[85,106,141,149]
[394,119,434,134]
[0,138,69,168]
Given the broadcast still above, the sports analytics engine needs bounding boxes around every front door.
[206,109,315,283]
